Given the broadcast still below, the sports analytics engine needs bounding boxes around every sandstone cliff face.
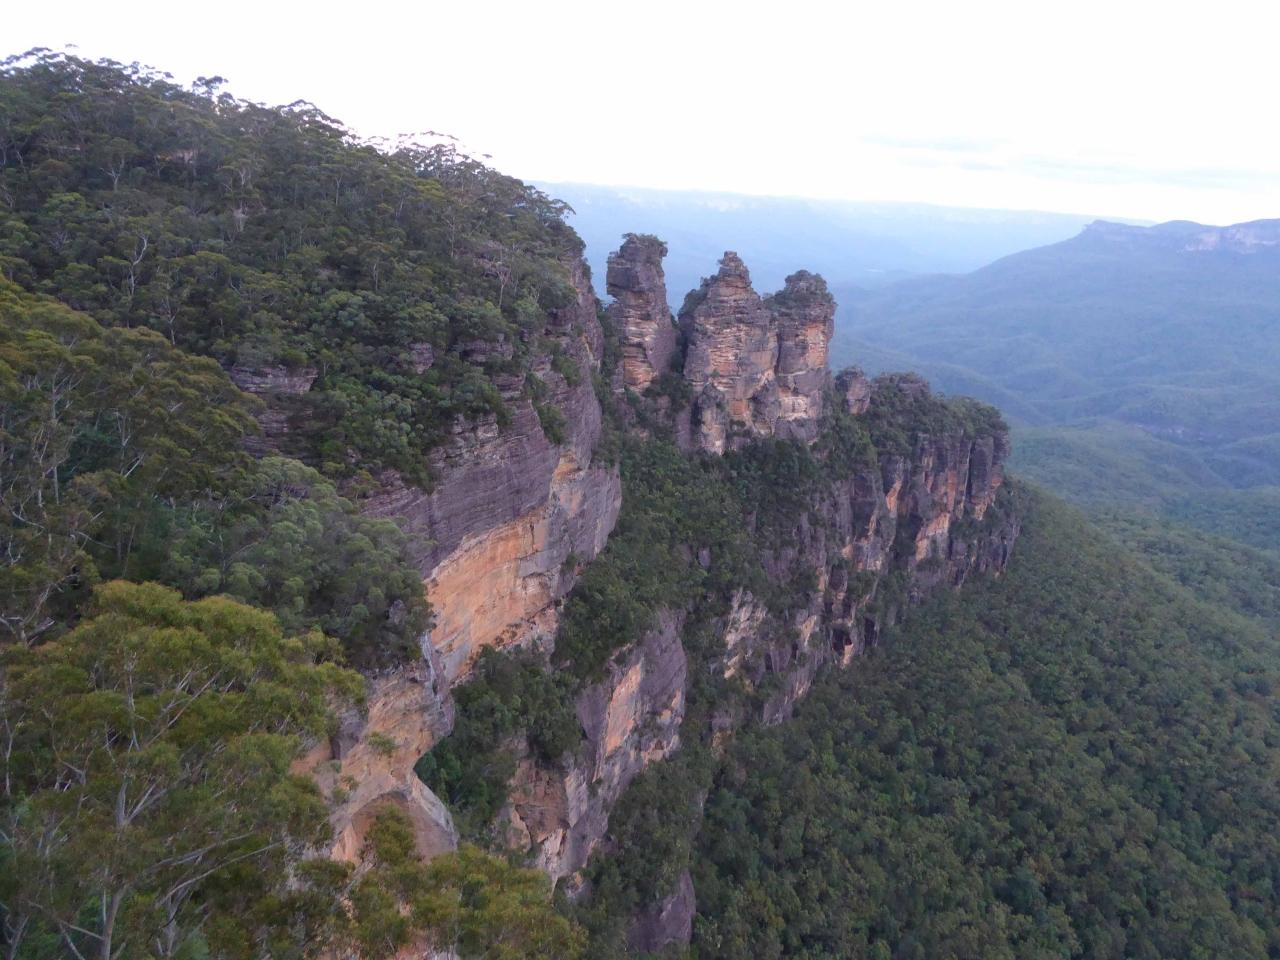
[737,383,1018,725]
[286,230,1017,954]
[267,253,624,868]
[497,371,1015,933]
[680,253,834,453]
[767,271,836,444]
[835,366,872,415]
[607,234,677,393]
[365,255,621,684]
[499,611,687,884]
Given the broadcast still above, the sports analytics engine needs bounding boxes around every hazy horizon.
[9,0,1280,226]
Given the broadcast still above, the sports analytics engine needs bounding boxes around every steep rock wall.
[499,364,1017,920]
[259,253,624,865]
[607,234,677,393]
[498,610,687,883]
[362,256,621,684]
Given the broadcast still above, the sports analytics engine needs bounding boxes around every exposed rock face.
[723,373,1018,726]
[494,368,1016,934]
[767,271,835,443]
[227,363,319,455]
[628,870,695,954]
[299,652,457,865]
[835,366,872,415]
[329,254,621,865]
[500,611,687,884]
[681,253,778,454]
[680,253,834,453]
[607,234,677,392]
[295,233,1017,957]
[364,256,621,684]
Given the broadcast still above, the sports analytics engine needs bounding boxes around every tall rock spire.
[607,234,677,392]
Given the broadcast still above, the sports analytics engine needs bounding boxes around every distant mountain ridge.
[1083,217,1280,252]
[539,181,1139,307]
[833,216,1280,517]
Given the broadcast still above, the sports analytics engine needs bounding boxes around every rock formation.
[498,611,687,883]
[364,255,621,685]
[281,253,623,865]
[607,234,677,392]
[259,233,1017,950]
[679,252,835,453]
[835,365,872,415]
[767,270,836,443]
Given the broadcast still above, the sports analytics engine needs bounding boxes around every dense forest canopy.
[0,49,584,481]
[0,52,589,959]
[4,46,1280,960]
[691,488,1280,959]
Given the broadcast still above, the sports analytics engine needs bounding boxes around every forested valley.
[2,49,1279,960]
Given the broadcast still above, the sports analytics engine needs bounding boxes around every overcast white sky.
[9,0,1280,224]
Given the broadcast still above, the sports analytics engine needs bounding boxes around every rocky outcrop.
[298,650,457,865]
[835,366,872,415]
[498,611,687,884]
[628,870,695,955]
[301,231,1017,956]
[489,367,1016,928]
[721,372,1017,726]
[608,234,677,392]
[679,253,834,454]
[767,271,835,443]
[365,256,621,684]
[325,254,622,865]
[227,363,319,456]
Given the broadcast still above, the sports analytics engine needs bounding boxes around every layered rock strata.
[277,253,623,864]
[364,255,621,685]
[497,611,687,883]
[680,253,835,453]
[274,232,1018,947]
[607,234,677,392]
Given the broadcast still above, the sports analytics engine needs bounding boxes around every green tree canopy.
[0,581,362,960]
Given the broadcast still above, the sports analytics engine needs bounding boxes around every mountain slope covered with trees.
[3,49,1279,960]
[831,219,1280,554]
[692,488,1280,959]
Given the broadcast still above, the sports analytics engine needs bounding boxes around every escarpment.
[264,251,623,866]
[363,254,621,685]
[286,232,1017,946]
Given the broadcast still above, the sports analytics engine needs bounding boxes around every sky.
[8,0,1280,224]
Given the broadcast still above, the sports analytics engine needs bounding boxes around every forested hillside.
[4,48,1280,960]
[0,51,587,959]
[692,488,1280,959]
[831,219,1280,555]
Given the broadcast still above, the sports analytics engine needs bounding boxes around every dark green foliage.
[572,747,713,957]
[136,456,431,669]
[1165,486,1280,554]
[1096,509,1280,629]
[348,808,584,959]
[0,279,428,666]
[553,439,765,681]
[0,51,584,482]
[862,373,1007,456]
[416,649,581,840]
[692,486,1280,959]
[0,278,257,644]
[0,581,362,960]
